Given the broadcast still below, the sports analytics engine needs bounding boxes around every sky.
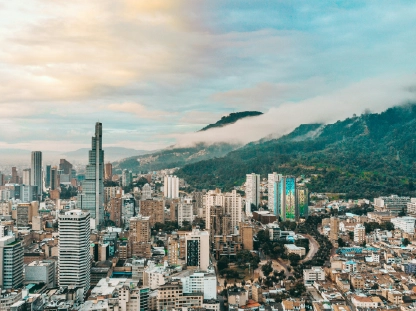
[1,0,416,153]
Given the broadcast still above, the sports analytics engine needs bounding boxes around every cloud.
[108,103,175,120]
[173,74,416,146]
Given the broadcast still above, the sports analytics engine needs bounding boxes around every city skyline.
[1,1,416,153]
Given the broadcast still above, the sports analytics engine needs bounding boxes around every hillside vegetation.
[177,104,416,199]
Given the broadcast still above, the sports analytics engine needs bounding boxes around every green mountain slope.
[113,111,263,172]
[177,104,416,199]
[199,111,263,131]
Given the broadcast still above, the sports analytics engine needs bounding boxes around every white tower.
[58,210,91,297]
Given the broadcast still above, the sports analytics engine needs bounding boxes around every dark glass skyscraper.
[45,165,51,188]
[77,123,104,228]
[31,151,42,200]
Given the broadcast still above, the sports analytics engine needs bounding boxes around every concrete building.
[181,271,217,299]
[296,185,309,219]
[129,215,151,258]
[104,162,113,181]
[224,190,242,230]
[108,197,122,228]
[16,202,38,228]
[140,199,165,228]
[141,183,152,200]
[22,169,31,186]
[185,229,210,270]
[374,195,411,214]
[246,173,260,208]
[0,236,24,289]
[391,216,416,234]
[24,260,56,288]
[58,210,91,297]
[330,217,340,245]
[164,175,179,199]
[204,189,225,229]
[303,267,325,285]
[77,122,105,228]
[178,197,194,227]
[354,224,366,244]
[284,244,306,256]
[122,169,132,187]
[275,176,297,221]
[31,151,43,199]
[240,222,254,250]
[157,281,203,311]
[268,173,281,212]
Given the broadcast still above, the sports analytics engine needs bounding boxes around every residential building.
[374,195,411,214]
[157,282,203,311]
[0,236,24,289]
[178,197,194,227]
[104,162,113,181]
[129,215,151,258]
[330,217,339,245]
[141,183,152,200]
[268,173,281,212]
[185,228,210,270]
[303,267,325,285]
[77,122,105,228]
[224,190,242,230]
[108,197,122,228]
[354,224,366,244]
[246,173,260,208]
[276,176,297,221]
[122,169,132,187]
[181,271,217,299]
[240,222,254,250]
[164,175,179,199]
[391,216,416,234]
[31,151,42,199]
[296,185,309,219]
[204,189,225,229]
[58,210,91,297]
[140,199,165,228]
[284,244,306,256]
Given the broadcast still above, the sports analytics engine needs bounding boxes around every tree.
[217,257,229,271]
[348,232,354,240]
[403,238,411,246]
[224,280,227,288]
[288,253,301,266]
[262,261,273,276]
[156,240,164,247]
[398,207,406,217]
[371,283,379,290]
[337,238,346,247]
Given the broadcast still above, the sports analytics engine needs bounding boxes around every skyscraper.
[77,122,104,228]
[11,167,18,184]
[164,175,179,199]
[246,173,260,208]
[22,168,31,185]
[45,165,51,188]
[296,185,309,219]
[268,173,281,211]
[58,210,91,297]
[0,236,24,289]
[104,162,113,181]
[59,159,73,174]
[31,151,43,199]
[276,176,297,221]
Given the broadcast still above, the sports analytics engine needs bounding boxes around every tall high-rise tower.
[0,236,24,289]
[246,173,260,208]
[276,176,297,221]
[268,173,281,211]
[58,210,91,297]
[31,151,43,199]
[77,123,105,228]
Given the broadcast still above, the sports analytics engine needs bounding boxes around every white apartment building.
[246,173,260,208]
[142,184,152,200]
[185,229,210,271]
[178,197,194,227]
[374,195,411,213]
[303,267,325,285]
[354,224,366,244]
[224,190,242,230]
[204,189,224,229]
[164,175,179,199]
[391,216,416,234]
[58,210,91,297]
[181,271,217,299]
[144,262,166,290]
[268,173,281,211]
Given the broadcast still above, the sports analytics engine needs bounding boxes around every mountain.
[114,111,263,172]
[199,111,263,131]
[177,104,416,199]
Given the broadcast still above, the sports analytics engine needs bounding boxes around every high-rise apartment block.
[109,197,122,228]
[296,185,309,219]
[31,151,43,198]
[139,199,165,228]
[330,217,340,245]
[45,165,51,188]
[122,169,132,187]
[354,224,366,244]
[185,228,209,270]
[77,122,105,228]
[164,175,179,199]
[246,173,260,208]
[268,173,281,211]
[178,197,194,227]
[58,210,91,297]
[129,215,152,258]
[274,176,296,221]
[104,162,113,181]
[0,236,24,289]
[224,190,242,230]
[141,183,152,200]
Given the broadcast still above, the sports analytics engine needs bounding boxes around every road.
[300,234,319,263]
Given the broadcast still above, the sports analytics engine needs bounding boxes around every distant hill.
[114,111,264,172]
[199,111,263,131]
[177,104,416,199]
